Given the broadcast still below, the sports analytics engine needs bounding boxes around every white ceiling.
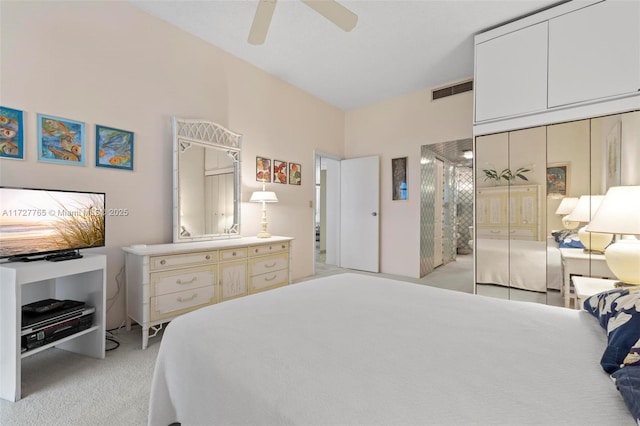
[131,0,562,111]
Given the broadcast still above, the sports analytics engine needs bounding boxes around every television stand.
[46,250,83,262]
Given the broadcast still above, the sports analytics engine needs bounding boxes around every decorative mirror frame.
[172,117,242,242]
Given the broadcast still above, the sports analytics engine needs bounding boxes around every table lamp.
[554,197,580,229]
[586,186,640,286]
[565,194,612,253]
[250,185,278,238]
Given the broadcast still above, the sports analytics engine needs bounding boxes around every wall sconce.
[586,185,640,285]
[250,185,278,238]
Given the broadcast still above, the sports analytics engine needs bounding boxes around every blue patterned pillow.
[611,365,640,423]
[623,337,640,367]
[583,288,629,329]
[600,290,640,373]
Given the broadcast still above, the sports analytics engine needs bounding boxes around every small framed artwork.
[273,160,287,184]
[546,162,570,197]
[392,157,408,200]
[0,106,25,160]
[256,156,271,182]
[605,120,621,190]
[289,162,301,185]
[96,125,134,170]
[37,113,85,165]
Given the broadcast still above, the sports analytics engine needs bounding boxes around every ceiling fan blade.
[300,0,358,32]
[248,0,278,45]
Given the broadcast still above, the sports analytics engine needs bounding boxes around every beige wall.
[0,1,344,328]
[344,87,473,277]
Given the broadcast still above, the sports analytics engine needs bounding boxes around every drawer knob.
[160,259,166,265]
[206,255,211,260]
[255,249,258,253]
[282,245,285,249]
[232,251,236,256]
[269,245,273,250]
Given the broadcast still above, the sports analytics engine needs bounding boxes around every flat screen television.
[0,186,105,261]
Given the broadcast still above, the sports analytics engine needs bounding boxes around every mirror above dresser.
[172,117,242,242]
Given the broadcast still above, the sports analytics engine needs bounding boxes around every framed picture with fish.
[37,113,85,166]
[0,106,25,160]
[95,125,134,171]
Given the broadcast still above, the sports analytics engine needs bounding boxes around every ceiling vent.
[432,80,473,101]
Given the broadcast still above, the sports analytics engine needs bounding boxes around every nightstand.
[572,276,618,311]
[559,248,615,308]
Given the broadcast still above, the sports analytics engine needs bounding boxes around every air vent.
[432,80,473,101]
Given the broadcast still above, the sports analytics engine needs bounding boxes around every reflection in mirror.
[173,118,241,242]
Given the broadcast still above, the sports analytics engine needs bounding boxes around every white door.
[340,156,380,272]
[434,159,444,267]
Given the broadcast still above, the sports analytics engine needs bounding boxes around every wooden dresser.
[123,236,293,349]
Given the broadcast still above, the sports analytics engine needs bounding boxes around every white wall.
[345,87,473,278]
[0,1,345,328]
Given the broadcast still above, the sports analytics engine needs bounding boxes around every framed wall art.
[605,120,621,190]
[0,106,25,160]
[96,125,134,170]
[546,162,570,197]
[256,156,271,182]
[273,160,287,184]
[392,157,408,200]
[37,113,85,165]
[289,162,301,185]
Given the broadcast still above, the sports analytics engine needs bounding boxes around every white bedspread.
[149,273,632,425]
[476,238,562,292]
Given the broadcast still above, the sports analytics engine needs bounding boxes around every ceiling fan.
[248,0,358,45]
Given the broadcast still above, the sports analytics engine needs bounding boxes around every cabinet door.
[219,260,248,301]
[475,22,548,122]
[548,0,640,107]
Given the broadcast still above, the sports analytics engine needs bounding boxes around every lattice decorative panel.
[420,147,436,277]
[174,118,242,150]
[456,167,474,254]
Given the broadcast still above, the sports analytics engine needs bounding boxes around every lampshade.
[250,191,278,203]
[565,195,611,252]
[585,186,640,286]
[555,197,579,215]
[585,186,640,235]
[565,195,605,222]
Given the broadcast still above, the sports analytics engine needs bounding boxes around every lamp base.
[577,226,613,253]
[256,231,272,238]
[605,239,640,286]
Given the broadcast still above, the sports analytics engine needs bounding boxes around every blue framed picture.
[0,106,25,160]
[95,125,134,171]
[37,113,85,165]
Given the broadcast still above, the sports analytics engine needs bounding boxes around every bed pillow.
[611,365,640,424]
[583,288,629,329]
[558,236,585,249]
[600,290,640,373]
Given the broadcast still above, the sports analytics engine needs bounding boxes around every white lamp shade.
[565,195,605,222]
[555,197,579,215]
[585,186,640,235]
[250,191,278,203]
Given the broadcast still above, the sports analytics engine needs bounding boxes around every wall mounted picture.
[273,160,287,184]
[256,156,271,182]
[0,106,25,160]
[96,125,134,171]
[546,162,569,197]
[37,114,85,165]
[392,157,408,200]
[289,162,301,185]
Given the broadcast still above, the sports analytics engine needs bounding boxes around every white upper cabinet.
[548,0,640,108]
[475,22,548,122]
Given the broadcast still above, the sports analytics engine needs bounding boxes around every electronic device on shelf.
[21,299,95,353]
[0,186,105,262]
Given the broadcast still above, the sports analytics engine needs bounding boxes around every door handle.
[371,212,377,216]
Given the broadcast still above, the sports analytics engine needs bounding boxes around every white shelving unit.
[0,254,106,402]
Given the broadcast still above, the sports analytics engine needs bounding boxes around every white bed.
[148,273,633,425]
[476,238,563,292]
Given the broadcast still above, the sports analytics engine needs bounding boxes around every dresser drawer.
[150,266,216,297]
[150,251,218,271]
[220,247,247,261]
[150,285,215,321]
[249,253,288,276]
[249,269,289,294]
[219,259,248,301]
[249,242,289,257]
